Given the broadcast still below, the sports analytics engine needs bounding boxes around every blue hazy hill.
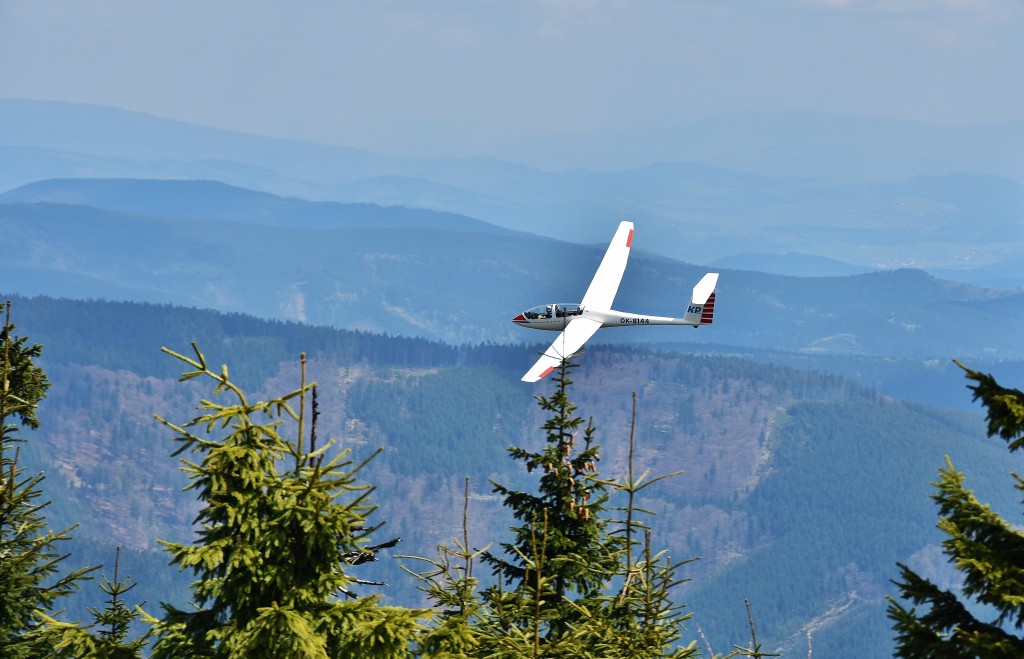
[3,180,1022,359]
[0,177,517,234]
[3,98,1022,282]
[707,252,872,278]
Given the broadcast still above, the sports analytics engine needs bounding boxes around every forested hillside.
[7,294,1016,656]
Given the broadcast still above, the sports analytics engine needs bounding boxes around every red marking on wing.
[540,366,556,379]
[700,292,716,324]
[626,229,634,247]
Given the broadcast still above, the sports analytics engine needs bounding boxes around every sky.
[1,0,1022,158]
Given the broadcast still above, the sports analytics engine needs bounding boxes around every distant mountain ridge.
[3,177,1022,358]
[4,99,1021,183]
[4,178,1019,358]
[3,98,1022,279]
[0,177,517,234]
[707,252,872,277]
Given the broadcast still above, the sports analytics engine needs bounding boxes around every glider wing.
[580,220,633,312]
[521,317,603,382]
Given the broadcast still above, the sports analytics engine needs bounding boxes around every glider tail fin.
[683,273,719,326]
[698,292,716,325]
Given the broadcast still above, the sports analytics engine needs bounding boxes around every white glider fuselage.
[512,306,708,331]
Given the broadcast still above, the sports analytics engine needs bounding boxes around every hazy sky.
[2,0,1021,157]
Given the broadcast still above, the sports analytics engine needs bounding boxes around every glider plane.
[513,221,718,382]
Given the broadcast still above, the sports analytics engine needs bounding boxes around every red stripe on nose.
[513,313,526,321]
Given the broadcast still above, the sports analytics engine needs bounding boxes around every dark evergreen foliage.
[6,294,462,386]
[40,546,151,657]
[888,362,1024,657]
[472,361,700,657]
[149,344,426,658]
[0,301,93,657]
[347,366,533,477]
[482,361,622,638]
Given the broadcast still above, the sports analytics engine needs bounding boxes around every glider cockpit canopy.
[519,303,583,320]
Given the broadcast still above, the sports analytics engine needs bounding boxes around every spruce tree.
[39,546,151,657]
[889,361,1024,657]
[0,301,91,657]
[477,360,706,657]
[480,360,622,653]
[149,344,426,658]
